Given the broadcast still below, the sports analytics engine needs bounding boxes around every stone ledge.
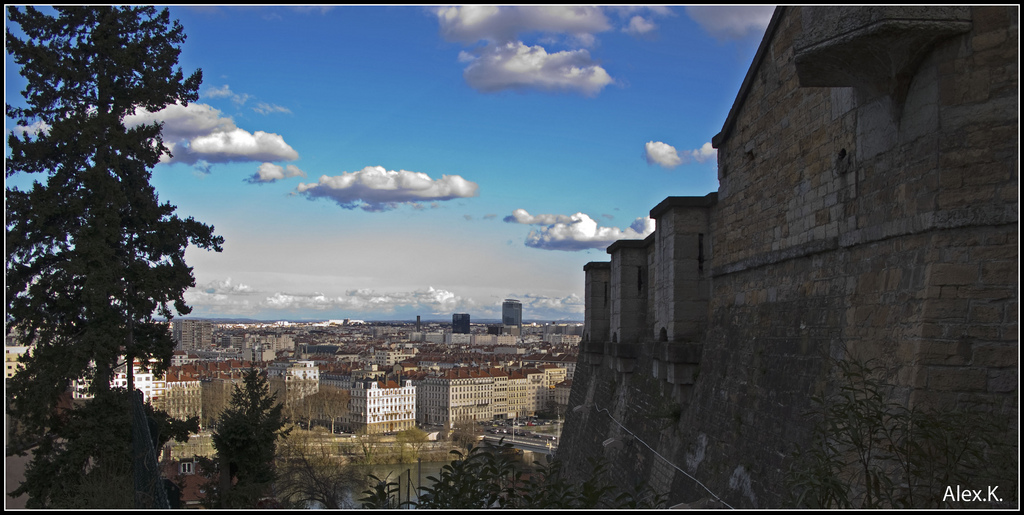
[606,238,651,255]
[611,343,641,359]
[794,7,972,98]
[650,193,719,219]
[655,342,704,364]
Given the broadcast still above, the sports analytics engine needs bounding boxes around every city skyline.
[5,5,775,322]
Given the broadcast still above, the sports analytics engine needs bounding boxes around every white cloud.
[262,286,468,315]
[623,15,657,36]
[200,277,252,295]
[252,102,292,115]
[685,6,775,41]
[187,127,298,163]
[9,120,50,138]
[123,102,299,165]
[645,141,682,168]
[186,280,476,317]
[644,140,717,168]
[204,84,234,99]
[295,165,480,211]
[505,209,655,251]
[436,6,617,96]
[461,41,613,96]
[185,279,590,320]
[690,142,717,163]
[204,84,251,105]
[503,209,577,225]
[247,162,307,183]
[435,6,610,45]
[517,292,585,315]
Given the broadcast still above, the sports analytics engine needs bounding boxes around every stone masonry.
[557,6,1017,508]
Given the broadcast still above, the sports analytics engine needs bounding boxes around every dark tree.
[5,6,221,507]
[210,368,290,508]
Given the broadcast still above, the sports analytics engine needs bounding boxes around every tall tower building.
[452,313,471,334]
[502,299,522,336]
[171,319,212,351]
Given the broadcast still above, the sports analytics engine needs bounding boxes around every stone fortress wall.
[557,6,1017,508]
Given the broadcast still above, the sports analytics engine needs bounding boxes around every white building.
[73,358,166,404]
[372,348,416,368]
[267,359,320,404]
[471,334,495,346]
[345,379,416,434]
[445,333,472,345]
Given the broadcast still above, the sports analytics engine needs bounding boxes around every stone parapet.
[607,239,651,344]
[649,194,716,342]
[583,262,611,344]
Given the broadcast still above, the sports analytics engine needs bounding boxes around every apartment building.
[505,368,546,419]
[171,319,213,351]
[416,368,518,428]
[74,358,166,404]
[4,345,30,381]
[345,379,416,434]
[158,368,203,424]
[267,359,320,405]
[372,347,416,368]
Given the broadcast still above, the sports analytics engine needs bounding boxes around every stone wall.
[557,6,1017,508]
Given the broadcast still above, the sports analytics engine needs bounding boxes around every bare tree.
[276,430,362,508]
[315,385,350,434]
[451,420,481,449]
[396,427,429,463]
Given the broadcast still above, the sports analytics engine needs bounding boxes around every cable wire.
[593,403,734,509]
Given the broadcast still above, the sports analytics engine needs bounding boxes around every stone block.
[921,298,966,323]
[612,343,640,359]
[980,261,1017,284]
[614,357,636,374]
[966,324,1001,340]
[927,366,988,391]
[918,339,972,366]
[928,262,978,285]
[971,342,1018,367]
[659,342,704,364]
[667,363,700,385]
[968,303,1003,324]
[987,368,1018,393]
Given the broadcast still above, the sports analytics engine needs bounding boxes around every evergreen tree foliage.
[361,441,667,509]
[5,6,220,507]
[209,368,290,508]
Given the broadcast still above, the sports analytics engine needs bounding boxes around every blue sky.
[5,5,774,322]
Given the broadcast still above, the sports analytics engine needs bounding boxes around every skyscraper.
[452,313,470,334]
[502,299,522,336]
[171,319,212,351]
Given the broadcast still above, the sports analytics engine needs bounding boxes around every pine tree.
[5,6,221,507]
[209,368,290,508]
